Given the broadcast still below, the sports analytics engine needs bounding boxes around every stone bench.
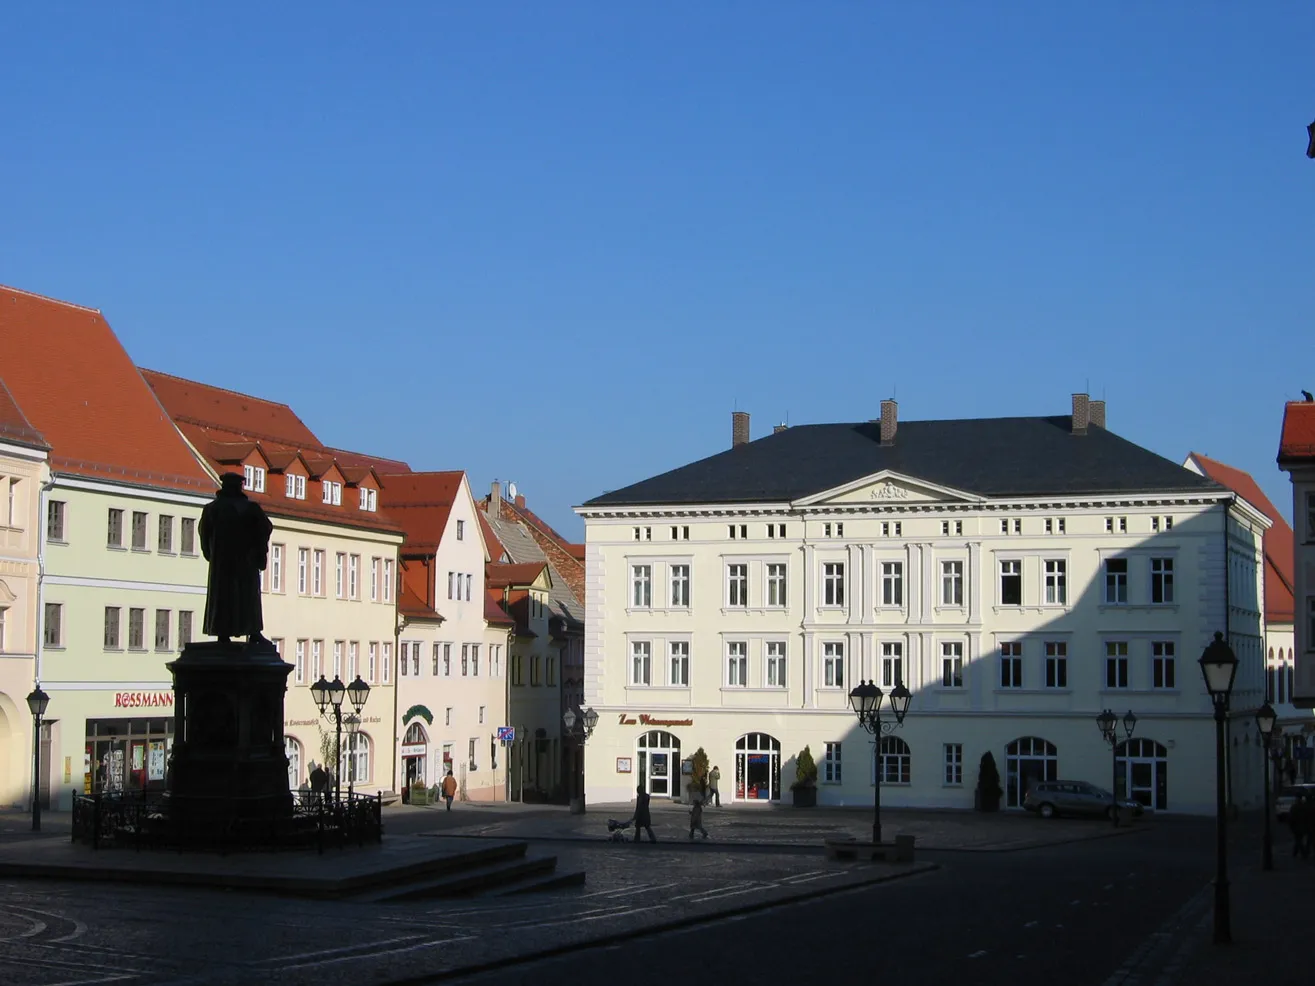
[824,834,916,863]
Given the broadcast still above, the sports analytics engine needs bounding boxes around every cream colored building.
[579,398,1268,816]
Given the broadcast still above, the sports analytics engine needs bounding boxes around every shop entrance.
[402,722,429,790]
[86,718,173,795]
[1116,738,1168,810]
[636,730,681,799]
[735,733,781,802]
[1005,736,1058,808]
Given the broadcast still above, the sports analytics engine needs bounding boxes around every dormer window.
[243,465,266,493]
[322,481,342,506]
[358,487,378,512]
[285,474,306,500]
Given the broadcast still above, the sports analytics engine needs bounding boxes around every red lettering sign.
[113,692,175,709]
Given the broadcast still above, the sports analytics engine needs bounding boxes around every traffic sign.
[497,726,516,743]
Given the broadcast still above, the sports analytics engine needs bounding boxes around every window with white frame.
[103,606,120,648]
[382,642,391,683]
[631,641,652,685]
[1150,558,1174,604]
[1105,641,1129,688]
[671,525,690,540]
[726,641,748,686]
[322,480,342,505]
[880,641,903,688]
[878,736,911,784]
[999,559,1022,605]
[349,555,359,598]
[131,511,147,550]
[822,562,845,607]
[491,644,501,678]
[670,564,690,607]
[295,640,307,685]
[766,523,786,538]
[349,641,359,680]
[999,641,1022,688]
[370,558,379,601]
[465,573,472,601]
[1045,641,1068,688]
[823,522,844,538]
[1044,559,1066,605]
[727,564,748,607]
[313,550,325,595]
[471,644,480,676]
[178,610,193,646]
[158,515,173,553]
[243,464,266,493]
[286,473,306,499]
[461,643,469,676]
[180,516,196,554]
[154,609,170,650]
[1104,558,1128,604]
[766,641,786,687]
[944,744,963,785]
[941,641,964,687]
[311,640,323,680]
[941,560,963,606]
[940,520,963,536]
[333,640,343,679]
[881,521,902,537]
[766,563,787,607]
[881,561,903,607]
[270,544,283,592]
[823,641,845,688]
[669,641,689,686]
[1152,641,1176,689]
[630,565,652,607]
[298,548,309,594]
[343,733,370,784]
[335,553,346,598]
[127,608,144,649]
[823,742,842,783]
[728,524,747,539]
[46,500,66,542]
[383,559,394,602]
[107,508,123,547]
[359,487,377,512]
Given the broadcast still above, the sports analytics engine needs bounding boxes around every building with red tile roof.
[1278,399,1315,711]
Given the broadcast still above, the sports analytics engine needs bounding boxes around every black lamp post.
[25,686,50,832]
[1199,631,1238,945]
[344,713,361,801]
[848,679,911,844]
[1095,708,1137,825]
[562,706,598,814]
[312,674,370,807]
[1255,702,1277,872]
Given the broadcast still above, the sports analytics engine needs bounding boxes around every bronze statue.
[199,472,274,645]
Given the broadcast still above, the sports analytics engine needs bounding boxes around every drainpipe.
[32,468,56,810]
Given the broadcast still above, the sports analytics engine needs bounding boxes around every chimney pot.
[880,400,897,446]
[1089,400,1106,429]
[490,480,502,518]
[732,411,750,448]
[514,494,525,509]
[1072,393,1090,435]
[773,423,788,434]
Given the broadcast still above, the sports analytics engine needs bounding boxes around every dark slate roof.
[584,417,1224,507]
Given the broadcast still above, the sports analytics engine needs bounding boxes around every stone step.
[491,868,587,896]
[351,854,561,902]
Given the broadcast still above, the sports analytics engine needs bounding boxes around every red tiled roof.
[1187,452,1295,624]
[0,376,49,450]
[484,591,515,626]
[1279,401,1315,461]
[487,561,549,588]
[567,544,586,561]
[141,368,321,447]
[0,287,215,492]
[400,584,443,621]
[324,447,412,477]
[382,472,465,553]
[475,507,507,561]
[496,495,586,603]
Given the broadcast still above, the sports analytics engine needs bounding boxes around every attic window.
[322,481,342,506]
[358,487,377,512]
[243,465,266,493]
[285,474,306,500]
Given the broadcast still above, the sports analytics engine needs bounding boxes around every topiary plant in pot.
[976,752,1003,812]
[690,746,710,801]
[791,745,819,807]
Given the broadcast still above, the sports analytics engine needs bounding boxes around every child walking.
[689,797,709,840]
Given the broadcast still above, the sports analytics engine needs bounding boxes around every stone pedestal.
[166,639,294,846]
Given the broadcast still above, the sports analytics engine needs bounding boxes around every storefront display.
[85,718,174,796]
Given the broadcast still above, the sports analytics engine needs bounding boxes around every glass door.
[1129,760,1155,809]
[649,753,670,795]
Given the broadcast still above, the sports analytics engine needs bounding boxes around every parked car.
[1275,783,1315,820]
[1023,780,1145,820]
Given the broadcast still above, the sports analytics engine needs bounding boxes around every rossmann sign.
[114,692,175,709]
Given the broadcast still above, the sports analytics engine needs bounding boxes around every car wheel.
[1039,803,1056,819]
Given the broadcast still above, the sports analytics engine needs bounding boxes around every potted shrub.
[689,747,710,803]
[975,752,1003,812]
[791,745,819,807]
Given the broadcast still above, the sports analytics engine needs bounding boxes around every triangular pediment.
[793,470,984,507]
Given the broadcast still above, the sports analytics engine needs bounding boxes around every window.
[468,737,478,770]
[479,705,486,724]
[155,514,173,553]
[631,565,652,608]
[178,610,192,646]
[1000,641,1022,688]
[631,641,651,685]
[1044,559,1067,605]
[766,523,786,538]
[344,733,370,785]
[333,641,343,679]
[823,742,842,783]
[1104,558,1128,604]
[881,521,901,537]
[455,519,465,540]
[511,654,523,685]
[881,562,903,607]
[46,500,66,542]
[941,561,963,606]
[766,563,787,607]
[1153,641,1176,689]
[1151,558,1174,604]
[727,564,748,607]
[383,560,394,602]
[242,464,266,493]
[104,606,121,648]
[461,643,470,676]
[285,473,307,500]
[999,560,1021,605]
[349,555,359,599]
[822,562,845,607]
[1045,641,1068,688]
[312,640,323,680]
[43,602,62,646]
[547,656,557,686]
[491,645,501,678]
[298,548,309,594]
[181,517,196,554]
[1000,518,1021,535]
[941,641,964,687]
[128,608,145,650]
[107,508,123,547]
[313,550,325,595]
[941,520,963,536]
[823,522,845,538]
[670,565,690,607]
[471,644,480,676]
[728,524,748,539]
[442,643,452,676]
[669,641,689,686]
[823,641,845,688]
[1044,517,1066,534]
[727,641,748,686]
[382,642,391,683]
[766,641,786,687]
[465,574,472,602]
[944,744,963,786]
[447,572,456,600]
[671,525,690,540]
[336,553,346,598]
[151,609,169,650]
[295,640,307,685]
[1105,641,1129,689]
[878,736,911,784]
[131,511,147,550]
[322,481,342,505]
[270,545,284,592]
[1308,493,1315,542]
[369,642,378,683]
[350,641,360,680]
[359,487,378,512]
[880,641,903,687]
[531,655,542,685]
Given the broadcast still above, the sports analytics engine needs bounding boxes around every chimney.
[1089,400,1106,429]
[490,480,502,518]
[732,411,750,448]
[773,423,788,435]
[1072,393,1090,435]
[880,399,897,446]
[515,494,525,510]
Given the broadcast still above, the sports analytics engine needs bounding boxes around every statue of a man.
[199,472,274,645]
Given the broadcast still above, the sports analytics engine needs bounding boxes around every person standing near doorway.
[633,785,657,842]
[709,765,721,807]
[441,769,458,811]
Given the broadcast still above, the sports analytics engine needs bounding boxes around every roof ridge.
[0,283,101,314]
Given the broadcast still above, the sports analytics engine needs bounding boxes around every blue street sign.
[497,726,515,743]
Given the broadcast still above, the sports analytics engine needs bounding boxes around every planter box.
[792,785,818,808]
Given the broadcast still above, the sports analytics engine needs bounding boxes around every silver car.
[1023,780,1145,819]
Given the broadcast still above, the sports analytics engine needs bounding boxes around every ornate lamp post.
[848,679,911,844]
[312,674,370,807]
[344,713,361,801]
[562,706,599,814]
[1095,708,1137,825]
[25,686,50,832]
[1199,631,1238,945]
[1255,702,1277,871]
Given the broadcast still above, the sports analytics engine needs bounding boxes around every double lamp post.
[1096,707,1136,826]
[562,706,599,814]
[848,679,911,844]
[310,674,371,807]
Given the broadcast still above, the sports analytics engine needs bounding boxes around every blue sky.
[3,3,1311,538]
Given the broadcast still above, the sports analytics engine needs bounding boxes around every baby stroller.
[606,817,634,842]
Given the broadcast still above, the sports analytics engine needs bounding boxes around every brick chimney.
[1072,394,1090,435]
[515,494,526,510]
[1089,400,1106,429]
[880,400,897,446]
[773,423,788,434]
[490,480,502,518]
[732,411,750,448]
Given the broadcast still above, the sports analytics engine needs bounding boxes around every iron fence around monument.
[71,790,383,853]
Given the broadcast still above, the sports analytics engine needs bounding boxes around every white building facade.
[579,399,1268,816]
[1279,399,1315,711]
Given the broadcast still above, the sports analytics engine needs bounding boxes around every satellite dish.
[507,482,518,500]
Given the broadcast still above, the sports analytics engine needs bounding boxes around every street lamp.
[848,679,911,844]
[1095,708,1137,826]
[1199,631,1238,945]
[25,686,50,832]
[312,675,370,808]
[563,706,599,814]
[1255,702,1278,872]
[344,713,361,801]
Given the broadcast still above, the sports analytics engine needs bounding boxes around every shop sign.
[285,719,318,727]
[400,744,426,757]
[617,713,694,727]
[114,691,174,709]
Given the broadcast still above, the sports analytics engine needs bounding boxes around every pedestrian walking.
[689,797,709,841]
[441,769,458,811]
[632,785,657,843]
[709,765,721,807]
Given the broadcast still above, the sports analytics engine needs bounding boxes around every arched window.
[735,733,782,801]
[1005,737,1058,808]
[341,733,371,785]
[284,736,303,789]
[876,736,911,784]
[1116,738,1169,810]
[404,722,428,746]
